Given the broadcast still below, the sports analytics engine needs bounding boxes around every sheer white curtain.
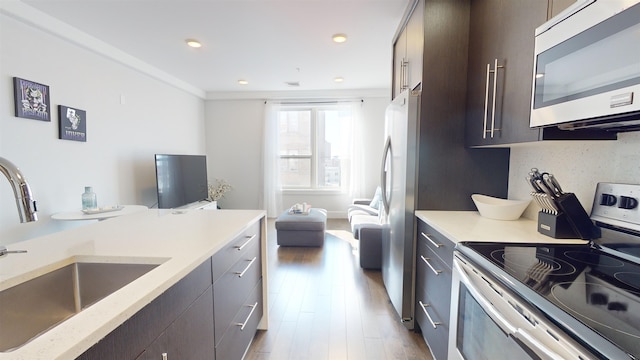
[261,102,283,217]
[348,101,366,199]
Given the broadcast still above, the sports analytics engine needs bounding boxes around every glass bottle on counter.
[82,186,97,210]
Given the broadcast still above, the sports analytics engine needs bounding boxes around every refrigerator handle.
[381,136,392,214]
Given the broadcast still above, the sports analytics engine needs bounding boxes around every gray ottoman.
[275,208,327,246]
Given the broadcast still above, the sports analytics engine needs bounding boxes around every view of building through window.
[278,105,352,189]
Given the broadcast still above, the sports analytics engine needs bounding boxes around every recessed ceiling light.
[334,77,344,83]
[185,39,202,48]
[332,34,347,43]
[238,80,249,85]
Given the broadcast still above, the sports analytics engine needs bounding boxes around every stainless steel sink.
[0,258,164,352]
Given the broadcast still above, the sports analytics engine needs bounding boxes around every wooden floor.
[245,219,433,360]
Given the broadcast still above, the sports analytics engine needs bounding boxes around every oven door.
[449,252,597,360]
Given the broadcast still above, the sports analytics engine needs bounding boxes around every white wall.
[1,14,205,245]
[508,131,640,220]
[204,95,388,217]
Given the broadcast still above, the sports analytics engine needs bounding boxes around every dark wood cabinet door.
[392,0,424,99]
[392,28,407,99]
[465,0,547,146]
[138,288,215,360]
[406,0,424,92]
[464,0,614,146]
[496,0,548,144]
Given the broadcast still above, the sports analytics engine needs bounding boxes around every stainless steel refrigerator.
[380,89,420,329]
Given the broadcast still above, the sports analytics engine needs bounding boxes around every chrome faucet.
[0,157,38,223]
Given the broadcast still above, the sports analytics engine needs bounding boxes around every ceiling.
[20,0,411,96]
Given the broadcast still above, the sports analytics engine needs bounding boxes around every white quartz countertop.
[0,209,266,360]
[415,210,589,245]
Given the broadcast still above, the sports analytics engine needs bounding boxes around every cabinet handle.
[482,59,503,139]
[235,234,256,251]
[490,59,503,138]
[420,255,442,275]
[482,63,491,139]
[420,232,442,248]
[162,353,168,360]
[235,256,257,277]
[234,302,259,331]
[418,301,441,329]
[402,59,409,91]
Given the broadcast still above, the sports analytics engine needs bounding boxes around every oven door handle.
[514,328,563,359]
[453,259,517,335]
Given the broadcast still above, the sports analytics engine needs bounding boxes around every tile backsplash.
[508,131,640,220]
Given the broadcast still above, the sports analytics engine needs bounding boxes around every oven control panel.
[591,183,640,231]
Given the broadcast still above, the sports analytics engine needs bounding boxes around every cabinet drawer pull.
[235,234,256,251]
[418,301,441,329]
[420,255,442,275]
[235,256,257,277]
[420,232,442,248]
[234,302,259,331]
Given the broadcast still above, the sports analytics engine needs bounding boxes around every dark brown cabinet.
[464,0,614,146]
[212,221,262,359]
[392,0,424,99]
[77,259,215,360]
[137,288,215,360]
[77,218,264,360]
[415,218,454,360]
[465,0,548,146]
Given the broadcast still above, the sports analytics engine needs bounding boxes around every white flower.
[208,179,232,201]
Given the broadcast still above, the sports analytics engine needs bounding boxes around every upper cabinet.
[392,0,424,99]
[464,0,615,146]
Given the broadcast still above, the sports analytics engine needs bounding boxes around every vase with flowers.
[208,179,232,209]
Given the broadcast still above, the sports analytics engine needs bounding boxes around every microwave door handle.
[453,260,517,335]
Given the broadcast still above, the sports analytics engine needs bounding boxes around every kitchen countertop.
[415,210,589,245]
[0,208,266,360]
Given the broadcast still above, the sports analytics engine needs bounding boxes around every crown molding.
[0,0,206,99]
[206,88,390,101]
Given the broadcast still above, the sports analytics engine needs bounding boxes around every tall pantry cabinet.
[391,0,510,211]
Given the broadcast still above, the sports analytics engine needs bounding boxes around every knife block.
[537,211,579,239]
[554,192,600,240]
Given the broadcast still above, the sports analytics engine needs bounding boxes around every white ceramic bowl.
[471,194,531,221]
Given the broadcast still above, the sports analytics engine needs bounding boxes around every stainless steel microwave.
[530,0,640,131]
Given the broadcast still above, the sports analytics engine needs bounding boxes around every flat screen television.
[154,154,208,209]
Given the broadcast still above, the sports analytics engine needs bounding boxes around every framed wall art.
[13,77,51,121]
[58,105,87,142]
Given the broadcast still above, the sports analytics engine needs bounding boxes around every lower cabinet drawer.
[416,241,452,310]
[215,280,263,360]
[212,220,261,282]
[415,286,449,360]
[137,287,215,360]
[213,238,261,344]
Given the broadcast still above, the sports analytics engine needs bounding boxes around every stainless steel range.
[450,183,640,359]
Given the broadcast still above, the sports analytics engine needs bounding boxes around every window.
[278,105,353,190]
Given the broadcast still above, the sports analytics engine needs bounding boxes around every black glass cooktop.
[461,242,640,358]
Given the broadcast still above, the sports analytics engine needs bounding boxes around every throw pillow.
[369,186,382,210]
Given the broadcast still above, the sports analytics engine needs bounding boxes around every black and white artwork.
[13,77,51,121]
[58,105,87,142]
